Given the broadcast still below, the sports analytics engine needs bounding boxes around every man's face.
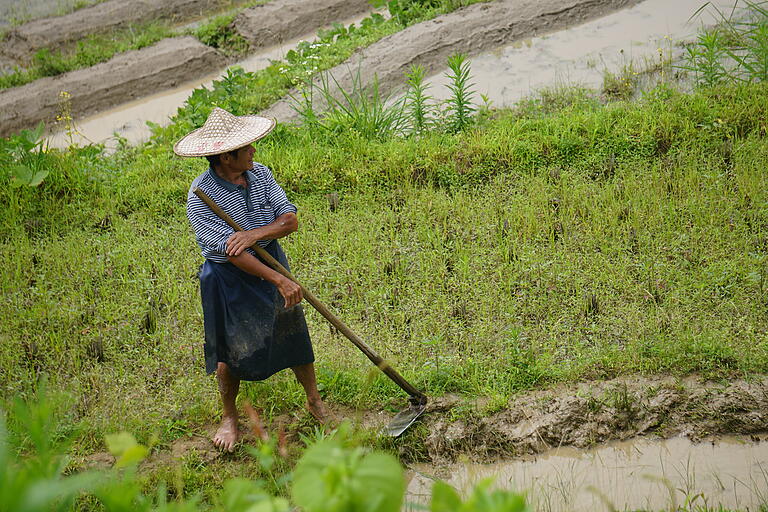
[223,144,255,172]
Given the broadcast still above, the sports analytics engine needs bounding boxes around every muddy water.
[424,0,736,105]
[407,436,768,511]
[45,11,372,150]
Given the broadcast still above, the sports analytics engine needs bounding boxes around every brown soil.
[81,374,768,470]
[233,0,371,49]
[0,36,225,138]
[421,375,768,464]
[0,0,233,62]
[261,0,643,122]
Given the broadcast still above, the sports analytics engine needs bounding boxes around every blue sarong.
[198,240,314,381]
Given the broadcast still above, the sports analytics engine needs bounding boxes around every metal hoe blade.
[383,398,427,437]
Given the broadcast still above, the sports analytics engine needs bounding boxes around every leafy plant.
[291,438,405,512]
[405,64,434,134]
[680,1,768,86]
[0,122,51,187]
[194,13,249,56]
[431,479,530,512]
[444,53,476,133]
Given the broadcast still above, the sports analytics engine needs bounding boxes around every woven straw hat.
[173,107,276,157]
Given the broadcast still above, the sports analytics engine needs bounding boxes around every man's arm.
[224,212,297,257]
[227,249,303,308]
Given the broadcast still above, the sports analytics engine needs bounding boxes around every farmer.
[175,107,329,452]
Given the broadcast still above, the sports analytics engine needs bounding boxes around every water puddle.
[406,436,768,511]
[424,0,736,106]
[46,11,372,149]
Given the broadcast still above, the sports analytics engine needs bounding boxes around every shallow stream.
[406,436,768,511]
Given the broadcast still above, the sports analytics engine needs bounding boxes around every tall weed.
[291,67,408,140]
[681,0,768,86]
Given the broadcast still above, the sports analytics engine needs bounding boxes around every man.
[175,107,328,452]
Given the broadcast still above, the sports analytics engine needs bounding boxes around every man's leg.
[214,362,240,451]
[292,363,330,423]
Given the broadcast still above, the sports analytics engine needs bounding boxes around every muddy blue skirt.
[199,241,314,381]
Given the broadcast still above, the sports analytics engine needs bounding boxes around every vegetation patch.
[1,2,768,509]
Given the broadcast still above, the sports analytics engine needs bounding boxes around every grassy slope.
[1,83,767,460]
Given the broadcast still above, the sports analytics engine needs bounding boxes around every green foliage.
[0,122,51,187]
[444,53,476,133]
[431,480,530,512]
[680,1,768,86]
[405,64,433,134]
[194,13,249,56]
[292,438,405,512]
[3,392,526,511]
[292,68,408,141]
[386,0,443,26]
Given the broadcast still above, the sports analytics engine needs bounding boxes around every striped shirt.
[187,163,297,263]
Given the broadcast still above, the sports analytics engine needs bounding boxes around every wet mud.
[261,0,643,122]
[419,375,768,464]
[233,0,371,49]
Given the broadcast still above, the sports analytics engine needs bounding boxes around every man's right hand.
[275,275,303,308]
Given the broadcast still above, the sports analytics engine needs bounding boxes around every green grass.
[2,82,767,454]
[1,3,768,505]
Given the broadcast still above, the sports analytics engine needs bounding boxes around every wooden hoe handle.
[193,187,427,402]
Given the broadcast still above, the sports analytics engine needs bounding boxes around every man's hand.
[275,275,303,308]
[226,230,260,257]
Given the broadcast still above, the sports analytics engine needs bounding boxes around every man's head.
[205,144,256,172]
[173,107,275,159]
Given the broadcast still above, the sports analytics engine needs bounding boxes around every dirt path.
[261,0,642,122]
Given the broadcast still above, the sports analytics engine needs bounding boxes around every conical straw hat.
[173,107,276,157]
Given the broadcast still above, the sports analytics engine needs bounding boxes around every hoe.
[194,188,427,436]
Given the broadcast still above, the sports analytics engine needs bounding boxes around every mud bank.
[0,37,225,138]
[261,0,642,122]
[0,0,373,138]
[1,0,232,62]
[418,375,768,464]
[82,374,768,475]
[234,0,371,48]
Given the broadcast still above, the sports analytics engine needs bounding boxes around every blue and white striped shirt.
[187,163,297,263]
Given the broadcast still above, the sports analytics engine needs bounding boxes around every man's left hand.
[226,230,260,257]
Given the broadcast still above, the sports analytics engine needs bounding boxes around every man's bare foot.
[212,415,239,452]
[306,399,333,425]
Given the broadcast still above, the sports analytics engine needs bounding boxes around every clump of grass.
[291,66,408,141]
[194,12,249,57]
[680,0,768,86]
[602,63,637,101]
